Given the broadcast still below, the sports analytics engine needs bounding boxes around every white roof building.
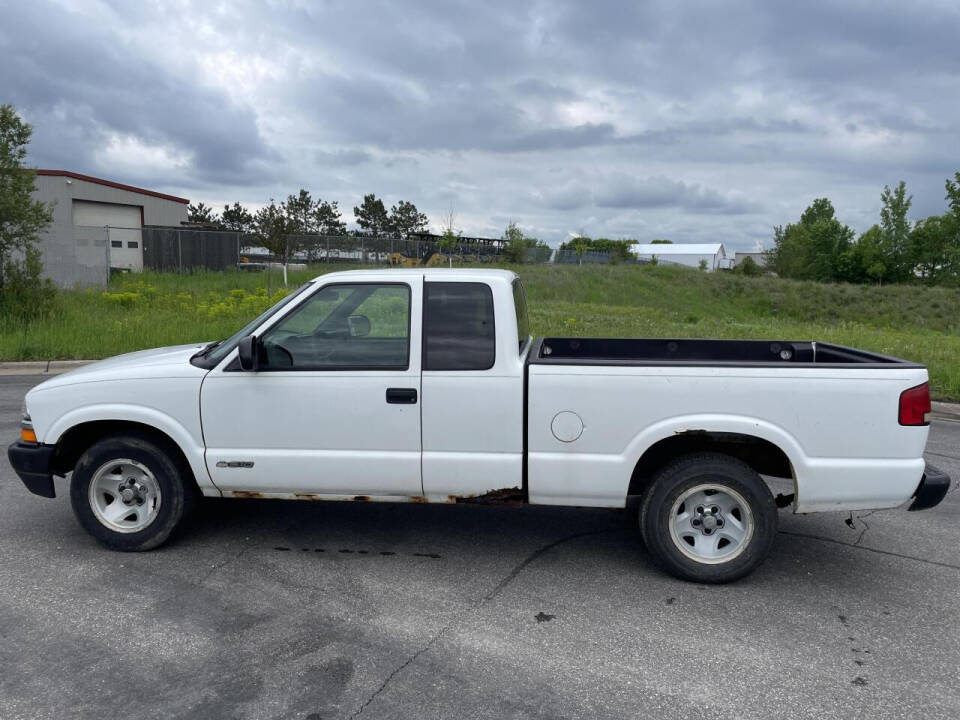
[630,243,730,271]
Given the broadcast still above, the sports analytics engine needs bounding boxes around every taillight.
[899,383,931,426]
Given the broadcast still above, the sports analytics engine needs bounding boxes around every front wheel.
[639,453,777,583]
[70,434,194,551]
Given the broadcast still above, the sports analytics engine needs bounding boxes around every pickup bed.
[8,269,950,582]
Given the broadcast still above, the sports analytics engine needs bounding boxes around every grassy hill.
[3,263,959,399]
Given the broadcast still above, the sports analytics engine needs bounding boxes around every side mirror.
[347,314,371,338]
[237,335,260,371]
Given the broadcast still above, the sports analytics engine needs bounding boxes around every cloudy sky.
[3,0,959,249]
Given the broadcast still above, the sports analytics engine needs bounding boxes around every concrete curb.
[0,360,95,376]
[932,401,960,422]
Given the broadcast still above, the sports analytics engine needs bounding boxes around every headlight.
[20,401,37,444]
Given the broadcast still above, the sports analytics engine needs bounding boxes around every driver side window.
[260,283,411,370]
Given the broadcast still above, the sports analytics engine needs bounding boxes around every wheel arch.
[46,409,215,495]
[625,416,802,505]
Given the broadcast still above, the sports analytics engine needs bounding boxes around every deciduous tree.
[438,208,461,267]
[879,181,913,282]
[768,198,854,282]
[502,222,527,264]
[254,199,295,286]
[0,104,54,316]
[908,215,957,285]
[945,171,960,216]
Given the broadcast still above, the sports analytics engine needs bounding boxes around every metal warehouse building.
[630,242,731,271]
[31,170,189,287]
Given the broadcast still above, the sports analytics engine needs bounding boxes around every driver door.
[200,279,423,497]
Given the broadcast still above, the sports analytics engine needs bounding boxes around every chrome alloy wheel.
[88,459,162,533]
[668,484,754,564]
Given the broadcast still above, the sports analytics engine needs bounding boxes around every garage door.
[72,201,143,272]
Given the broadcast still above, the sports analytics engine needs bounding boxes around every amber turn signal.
[20,427,38,444]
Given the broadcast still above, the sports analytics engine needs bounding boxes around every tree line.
[769,174,960,286]
[190,193,558,266]
[188,192,431,238]
[186,191,434,262]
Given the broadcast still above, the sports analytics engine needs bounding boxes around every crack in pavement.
[156,541,257,606]
[854,517,870,547]
[778,530,960,571]
[348,528,611,718]
[847,511,875,547]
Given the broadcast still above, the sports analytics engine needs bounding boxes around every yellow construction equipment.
[388,250,454,267]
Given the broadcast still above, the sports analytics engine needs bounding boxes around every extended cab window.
[259,283,410,370]
[424,282,495,370]
[512,278,530,353]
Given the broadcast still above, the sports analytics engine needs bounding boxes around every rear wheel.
[70,434,194,551]
[639,453,777,583]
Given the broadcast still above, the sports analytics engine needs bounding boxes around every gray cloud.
[2,1,273,188]
[315,149,371,167]
[2,0,958,248]
[595,175,760,215]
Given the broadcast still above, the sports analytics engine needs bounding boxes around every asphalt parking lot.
[1,374,958,720]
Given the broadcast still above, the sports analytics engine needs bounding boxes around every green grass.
[2,263,959,399]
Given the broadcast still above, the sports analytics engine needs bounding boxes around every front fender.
[43,404,216,493]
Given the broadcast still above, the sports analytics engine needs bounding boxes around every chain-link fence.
[43,226,573,287]
[142,227,242,272]
[40,225,111,288]
[554,249,612,264]
[553,248,681,266]
[249,233,506,266]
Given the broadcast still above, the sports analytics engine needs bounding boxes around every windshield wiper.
[200,339,224,355]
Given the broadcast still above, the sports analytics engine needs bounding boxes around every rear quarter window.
[423,282,496,370]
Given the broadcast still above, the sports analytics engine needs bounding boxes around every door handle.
[386,388,418,404]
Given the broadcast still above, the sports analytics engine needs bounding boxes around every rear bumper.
[908,463,951,511]
[6,441,57,498]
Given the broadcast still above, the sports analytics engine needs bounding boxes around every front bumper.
[908,463,951,511]
[6,441,57,498]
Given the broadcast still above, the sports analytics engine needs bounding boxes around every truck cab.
[194,269,529,502]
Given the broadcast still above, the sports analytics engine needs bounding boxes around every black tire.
[639,452,777,583]
[70,433,195,551]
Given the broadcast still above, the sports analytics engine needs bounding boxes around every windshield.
[192,282,313,368]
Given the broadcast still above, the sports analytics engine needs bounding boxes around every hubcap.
[668,484,754,564]
[88,459,161,533]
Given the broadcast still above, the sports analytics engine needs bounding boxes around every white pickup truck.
[8,269,950,582]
